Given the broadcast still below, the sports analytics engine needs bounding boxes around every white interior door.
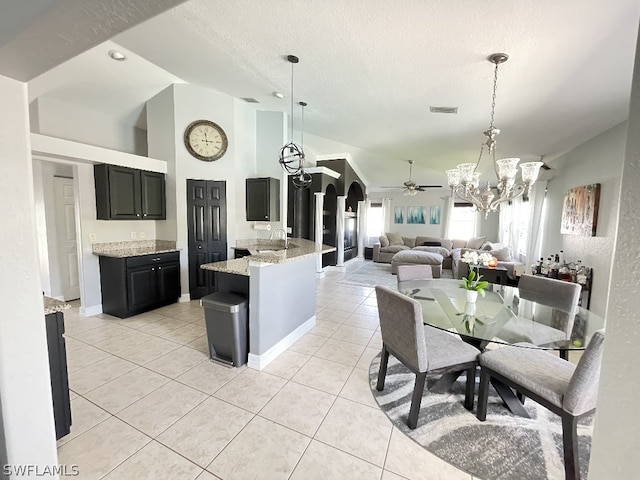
[54,177,80,301]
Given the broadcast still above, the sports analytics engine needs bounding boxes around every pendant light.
[278,55,305,176]
[292,101,312,189]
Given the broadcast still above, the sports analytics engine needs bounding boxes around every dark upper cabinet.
[94,164,166,220]
[246,177,280,221]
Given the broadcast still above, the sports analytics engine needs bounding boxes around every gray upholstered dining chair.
[375,285,479,429]
[396,264,433,283]
[503,275,582,359]
[476,330,605,480]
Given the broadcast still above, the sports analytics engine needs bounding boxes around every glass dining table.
[396,278,606,416]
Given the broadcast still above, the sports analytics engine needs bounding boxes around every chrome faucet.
[270,228,288,249]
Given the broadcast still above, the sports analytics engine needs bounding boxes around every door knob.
[198,245,202,249]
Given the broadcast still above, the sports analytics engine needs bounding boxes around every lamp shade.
[520,161,543,184]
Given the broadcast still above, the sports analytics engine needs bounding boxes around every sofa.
[373,233,468,270]
[451,243,524,280]
[373,232,525,279]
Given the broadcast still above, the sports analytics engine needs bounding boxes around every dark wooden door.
[187,180,227,299]
[108,166,141,219]
[140,171,166,219]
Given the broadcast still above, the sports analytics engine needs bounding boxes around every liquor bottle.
[537,258,544,275]
[576,262,589,285]
[559,250,565,266]
[550,255,560,279]
[541,257,549,276]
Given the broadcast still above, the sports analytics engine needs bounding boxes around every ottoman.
[391,250,443,278]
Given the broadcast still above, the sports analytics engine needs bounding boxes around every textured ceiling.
[6,0,640,189]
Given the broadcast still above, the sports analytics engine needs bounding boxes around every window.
[366,202,383,246]
[449,203,476,239]
[516,198,531,257]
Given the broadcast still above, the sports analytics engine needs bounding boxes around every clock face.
[184,120,228,161]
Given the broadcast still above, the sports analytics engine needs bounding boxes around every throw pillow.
[423,241,441,246]
[465,236,486,250]
[440,239,454,250]
[404,237,416,248]
[491,246,513,261]
[386,232,404,246]
[379,235,389,247]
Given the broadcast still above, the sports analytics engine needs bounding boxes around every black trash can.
[201,292,248,367]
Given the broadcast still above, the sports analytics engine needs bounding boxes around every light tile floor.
[58,259,476,479]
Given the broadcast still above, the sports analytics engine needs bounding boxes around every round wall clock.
[184,120,228,161]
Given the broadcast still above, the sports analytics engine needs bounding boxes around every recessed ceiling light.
[108,50,126,61]
[273,91,284,99]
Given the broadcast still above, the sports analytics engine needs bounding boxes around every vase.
[466,290,478,303]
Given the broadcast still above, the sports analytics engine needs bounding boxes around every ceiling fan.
[380,160,442,196]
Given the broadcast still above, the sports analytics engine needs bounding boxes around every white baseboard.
[80,304,102,317]
[179,293,191,303]
[248,315,316,370]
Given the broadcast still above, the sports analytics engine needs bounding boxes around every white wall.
[0,74,58,474]
[540,122,626,317]
[589,31,640,478]
[31,97,148,155]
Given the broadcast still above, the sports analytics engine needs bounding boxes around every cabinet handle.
[136,213,140,217]
[158,266,162,270]
[151,267,155,271]
[198,245,202,249]
[264,215,268,219]
[153,257,161,261]
[143,213,147,217]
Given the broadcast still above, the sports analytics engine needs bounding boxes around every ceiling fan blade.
[416,185,443,189]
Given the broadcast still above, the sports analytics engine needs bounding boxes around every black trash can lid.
[201,292,247,313]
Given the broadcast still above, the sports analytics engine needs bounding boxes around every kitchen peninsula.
[201,237,335,369]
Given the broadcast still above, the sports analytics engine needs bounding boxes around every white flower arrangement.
[460,250,493,266]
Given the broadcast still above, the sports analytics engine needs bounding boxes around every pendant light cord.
[290,60,295,142]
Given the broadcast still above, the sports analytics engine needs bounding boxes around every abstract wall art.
[394,206,404,224]
[430,206,441,225]
[560,183,600,236]
[407,206,427,224]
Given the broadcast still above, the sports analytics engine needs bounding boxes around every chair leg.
[476,368,490,421]
[464,366,475,411]
[407,371,427,429]
[560,349,569,361]
[376,345,389,392]
[561,414,580,480]
[516,391,526,404]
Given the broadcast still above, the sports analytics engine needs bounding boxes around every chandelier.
[446,53,542,217]
[278,55,311,189]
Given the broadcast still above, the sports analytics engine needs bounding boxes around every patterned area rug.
[369,354,593,480]
[337,261,452,288]
[337,262,397,287]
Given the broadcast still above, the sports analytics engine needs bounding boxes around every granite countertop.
[44,296,71,315]
[92,240,179,258]
[201,237,336,276]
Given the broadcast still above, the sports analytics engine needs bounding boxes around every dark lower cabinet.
[99,252,181,318]
[45,311,71,440]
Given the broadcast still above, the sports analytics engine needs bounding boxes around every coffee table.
[476,265,508,285]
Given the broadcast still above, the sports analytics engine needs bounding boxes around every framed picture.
[430,206,441,225]
[394,206,404,224]
[407,206,427,224]
[561,183,600,236]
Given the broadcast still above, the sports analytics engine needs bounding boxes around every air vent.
[430,106,458,114]
[241,97,260,103]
